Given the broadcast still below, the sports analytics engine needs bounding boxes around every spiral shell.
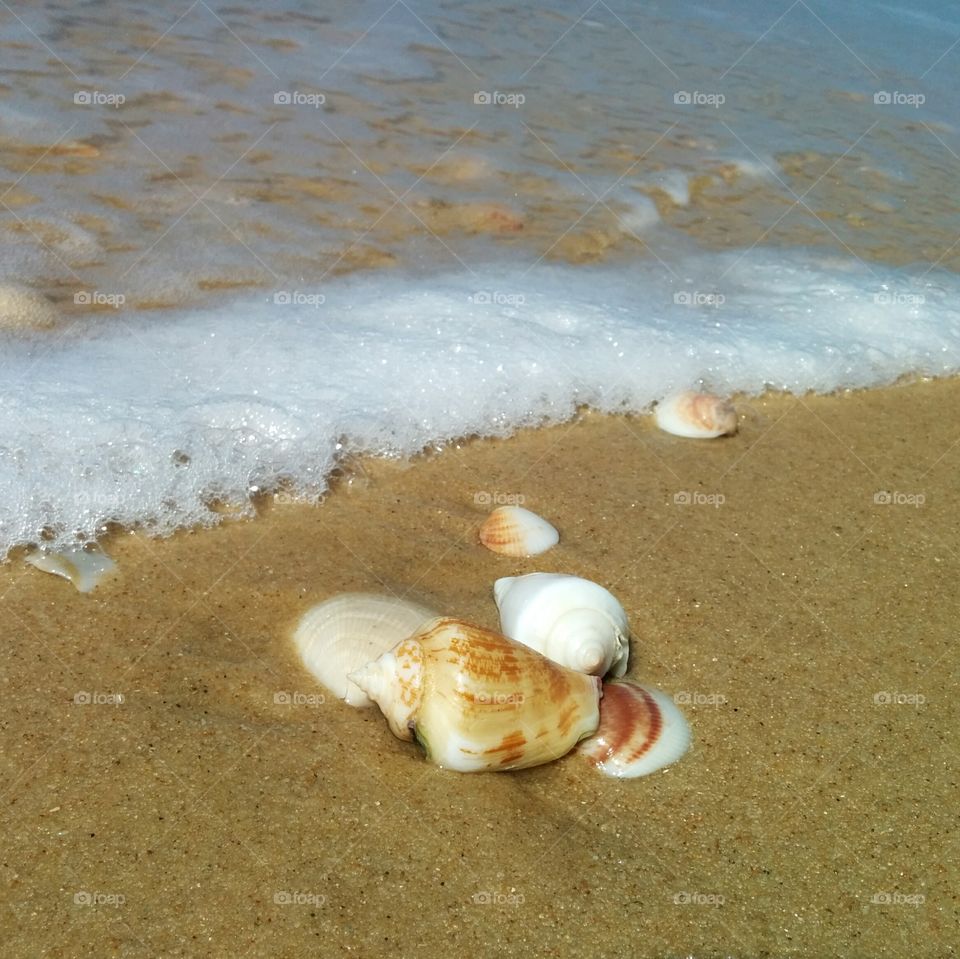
[478,505,559,557]
[349,617,602,772]
[654,391,737,439]
[493,573,629,677]
[292,593,438,707]
[577,681,691,778]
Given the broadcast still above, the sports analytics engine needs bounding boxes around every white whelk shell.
[24,543,117,592]
[654,391,738,439]
[494,572,629,677]
[292,593,438,707]
[577,681,691,778]
[478,505,559,557]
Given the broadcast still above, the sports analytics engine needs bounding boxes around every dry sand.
[2,381,958,957]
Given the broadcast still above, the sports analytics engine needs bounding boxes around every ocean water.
[1,0,959,553]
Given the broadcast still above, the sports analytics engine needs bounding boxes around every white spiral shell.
[493,573,630,677]
[292,593,438,707]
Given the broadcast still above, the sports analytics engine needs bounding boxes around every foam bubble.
[1,248,959,555]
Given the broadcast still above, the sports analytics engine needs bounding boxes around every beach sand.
[2,381,958,957]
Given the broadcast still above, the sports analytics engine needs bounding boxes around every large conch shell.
[293,593,438,707]
[493,573,630,677]
[349,617,602,772]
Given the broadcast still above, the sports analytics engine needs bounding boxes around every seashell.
[654,391,737,439]
[478,505,559,557]
[0,283,61,332]
[293,593,438,707]
[578,681,691,778]
[24,544,116,592]
[493,573,629,677]
[349,617,601,772]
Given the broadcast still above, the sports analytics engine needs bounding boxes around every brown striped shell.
[350,617,601,772]
[577,681,691,777]
[478,506,559,557]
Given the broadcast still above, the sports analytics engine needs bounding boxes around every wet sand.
[2,381,958,957]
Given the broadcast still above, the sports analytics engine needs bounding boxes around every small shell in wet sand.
[578,681,691,778]
[24,544,117,592]
[479,505,559,557]
[654,391,737,439]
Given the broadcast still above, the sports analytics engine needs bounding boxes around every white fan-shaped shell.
[578,682,691,778]
[493,572,629,677]
[479,506,559,557]
[654,391,737,439]
[293,593,438,707]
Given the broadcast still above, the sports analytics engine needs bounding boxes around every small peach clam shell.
[478,505,559,557]
[654,391,737,439]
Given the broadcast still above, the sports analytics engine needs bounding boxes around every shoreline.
[2,380,958,956]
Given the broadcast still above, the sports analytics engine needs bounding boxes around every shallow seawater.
[1,0,959,305]
[3,0,960,552]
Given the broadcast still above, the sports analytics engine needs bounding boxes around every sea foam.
[2,248,959,555]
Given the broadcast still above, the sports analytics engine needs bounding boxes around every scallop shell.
[349,616,601,772]
[578,681,691,777]
[24,544,117,592]
[292,593,438,707]
[478,506,559,557]
[494,572,629,677]
[654,391,737,439]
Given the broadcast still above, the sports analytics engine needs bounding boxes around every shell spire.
[349,637,424,740]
